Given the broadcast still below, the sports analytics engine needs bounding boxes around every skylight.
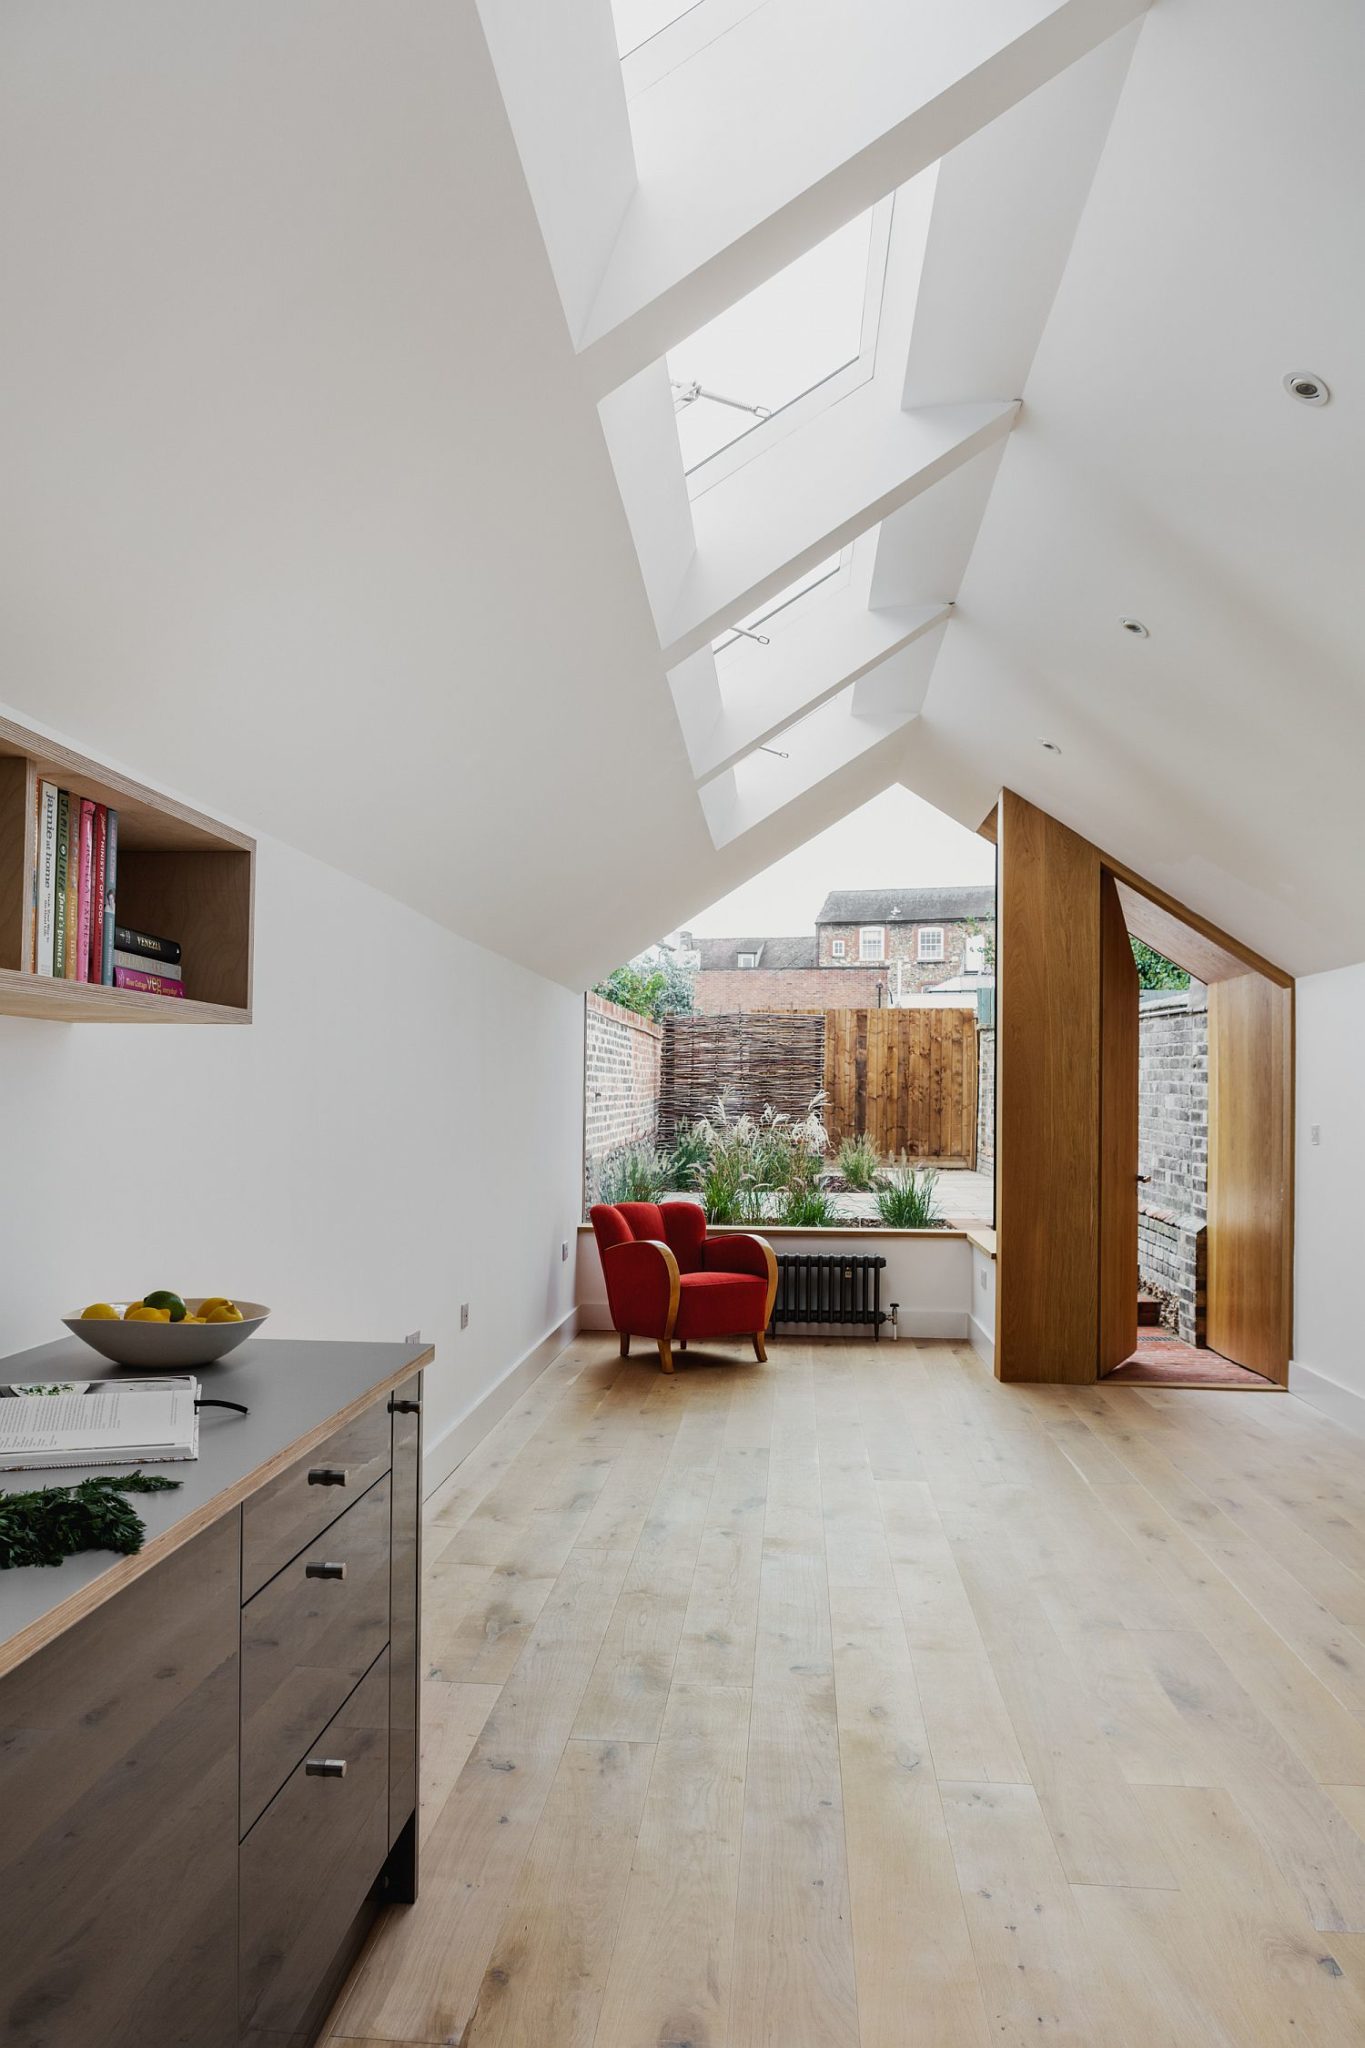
[712,551,849,657]
[670,212,877,476]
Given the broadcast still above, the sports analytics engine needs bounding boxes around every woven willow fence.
[659,1011,826,1137]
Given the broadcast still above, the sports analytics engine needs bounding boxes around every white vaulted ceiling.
[1,0,1362,982]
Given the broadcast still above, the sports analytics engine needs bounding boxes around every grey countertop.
[0,1333,432,1677]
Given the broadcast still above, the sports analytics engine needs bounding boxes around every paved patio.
[825,1166,994,1226]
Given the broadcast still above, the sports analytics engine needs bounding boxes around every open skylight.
[669,202,891,490]
[712,551,849,657]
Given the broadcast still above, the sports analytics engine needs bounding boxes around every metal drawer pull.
[307,1466,348,1486]
[304,1758,347,1778]
[389,1398,421,1415]
[305,1560,347,1581]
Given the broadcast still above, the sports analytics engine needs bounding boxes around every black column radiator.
[769,1253,887,1337]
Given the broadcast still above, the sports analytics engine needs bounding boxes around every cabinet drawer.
[240,1651,389,2048]
[240,1478,392,1834]
[242,1400,390,1600]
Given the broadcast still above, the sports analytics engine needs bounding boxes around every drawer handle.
[308,1466,348,1487]
[304,1758,347,1778]
[389,1398,421,1415]
[305,1560,347,1581]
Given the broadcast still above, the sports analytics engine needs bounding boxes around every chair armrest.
[601,1239,681,1338]
[704,1233,778,1321]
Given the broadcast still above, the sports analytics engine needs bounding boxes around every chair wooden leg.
[678,1337,687,1350]
[619,1332,630,1357]
[752,1331,767,1362]
[658,1339,675,1374]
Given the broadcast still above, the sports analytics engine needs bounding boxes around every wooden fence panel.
[824,1007,978,1166]
[659,1011,826,1135]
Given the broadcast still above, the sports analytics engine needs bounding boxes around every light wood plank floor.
[327,1335,1365,2048]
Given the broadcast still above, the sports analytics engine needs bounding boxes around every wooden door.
[1207,974,1293,1381]
[1097,870,1139,1373]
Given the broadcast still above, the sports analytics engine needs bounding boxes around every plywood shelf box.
[0,715,253,1023]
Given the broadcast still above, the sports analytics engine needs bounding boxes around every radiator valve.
[888,1301,900,1341]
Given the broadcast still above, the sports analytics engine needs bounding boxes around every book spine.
[101,809,118,986]
[75,799,95,983]
[53,791,70,978]
[114,966,186,998]
[112,924,182,964]
[64,794,80,980]
[113,950,181,979]
[35,782,59,976]
[89,806,107,984]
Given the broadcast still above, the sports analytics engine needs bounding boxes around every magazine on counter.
[0,1378,199,1472]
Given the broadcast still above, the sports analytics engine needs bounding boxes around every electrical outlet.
[1311,1124,1322,1147]
[980,1268,989,1292]
[561,1239,570,1262]
[460,1302,470,1330]
[405,1329,422,1346]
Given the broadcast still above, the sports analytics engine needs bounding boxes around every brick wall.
[976,1025,995,1177]
[1138,985,1208,1340]
[692,965,887,1013]
[583,992,662,1211]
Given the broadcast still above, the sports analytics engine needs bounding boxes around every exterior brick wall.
[818,916,993,994]
[692,966,888,1013]
[1138,985,1208,1341]
[976,1025,995,1177]
[584,992,662,1212]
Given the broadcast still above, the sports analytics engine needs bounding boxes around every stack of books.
[112,924,184,998]
[32,782,185,997]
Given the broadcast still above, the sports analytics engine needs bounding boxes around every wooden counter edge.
[0,1343,434,1683]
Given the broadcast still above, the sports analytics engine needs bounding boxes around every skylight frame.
[680,194,896,502]
[710,545,854,659]
[617,0,773,94]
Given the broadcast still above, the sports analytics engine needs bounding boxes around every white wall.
[1292,961,1365,1434]
[0,827,585,1492]
[577,1223,972,1340]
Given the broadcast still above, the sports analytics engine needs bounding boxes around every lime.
[143,1290,187,1323]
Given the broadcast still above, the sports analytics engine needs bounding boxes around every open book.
[0,1378,199,1473]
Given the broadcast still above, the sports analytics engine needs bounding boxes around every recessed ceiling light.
[1284,370,1330,407]
[1038,739,1062,755]
[1119,617,1149,638]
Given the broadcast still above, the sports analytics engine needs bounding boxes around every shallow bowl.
[61,1301,271,1371]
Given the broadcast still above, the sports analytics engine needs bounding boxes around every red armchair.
[590,1200,778,1374]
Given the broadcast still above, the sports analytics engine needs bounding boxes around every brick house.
[682,886,996,1011]
[815,886,995,998]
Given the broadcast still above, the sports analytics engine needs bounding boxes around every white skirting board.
[422,1309,580,1496]
[969,1311,995,1370]
[1288,1359,1365,1439]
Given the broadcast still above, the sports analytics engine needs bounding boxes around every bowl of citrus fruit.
[64,1293,270,1369]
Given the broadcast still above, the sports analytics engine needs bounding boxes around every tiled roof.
[815,886,996,925]
[694,935,819,970]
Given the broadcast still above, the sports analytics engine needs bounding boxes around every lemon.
[181,1314,206,1324]
[125,1304,170,1323]
[204,1304,243,1324]
[198,1297,232,1315]
[80,1302,119,1321]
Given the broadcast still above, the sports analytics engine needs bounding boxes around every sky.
[681,786,996,937]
